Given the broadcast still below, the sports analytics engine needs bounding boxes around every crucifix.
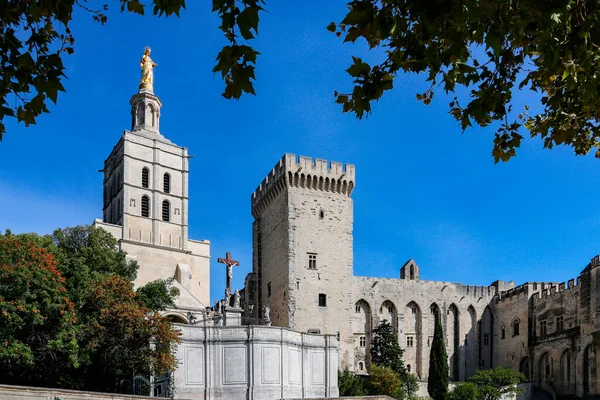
[217,251,239,297]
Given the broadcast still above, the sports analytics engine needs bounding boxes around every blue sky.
[1,1,599,304]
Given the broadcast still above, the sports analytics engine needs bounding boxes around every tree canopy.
[448,367,526,400]
[370,319,406,375]
[3,0,600,161]
[428,308,449,400]
[0,226,180,392]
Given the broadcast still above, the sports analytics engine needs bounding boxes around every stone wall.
[173,324,339,400]
[0,384,184,400]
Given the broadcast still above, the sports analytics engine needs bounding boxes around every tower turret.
[250,153,356,368]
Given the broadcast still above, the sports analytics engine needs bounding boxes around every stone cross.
[217,251,239,297]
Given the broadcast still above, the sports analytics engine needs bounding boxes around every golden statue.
[140,46,158,91]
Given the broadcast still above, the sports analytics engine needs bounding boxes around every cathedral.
[91,49,600,399]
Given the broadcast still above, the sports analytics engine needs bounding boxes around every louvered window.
[141,195,150,217]
[163,173,170,193]
[142,167,149,188]
[162,200,170,222]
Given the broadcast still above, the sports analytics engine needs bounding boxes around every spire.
[130,46,162,135]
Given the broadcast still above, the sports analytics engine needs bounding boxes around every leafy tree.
[0,235,79,387]
[338,369,367,396]
[370,319,406,375]
[447,382,480,400]
[428,309,449,400]
[0,226,180,392]
[466,367,526,400]
[6,1,600,163]
[137,277,180,312]
[367,364,405,399]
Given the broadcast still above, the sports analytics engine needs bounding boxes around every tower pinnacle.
[130,47,162,134]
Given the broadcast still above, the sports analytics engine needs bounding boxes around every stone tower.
[95,80,210,315]
[250,154,356,368]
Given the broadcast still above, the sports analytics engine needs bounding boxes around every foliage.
[328,0,600,162]
[0,0,186,141]
[0,235,79,387]
[404,373,420,399]
[0,226,180,392]
[370,319,406,375]
[368,364,405,399]
[137,277,180,312]
[466,367,526,400]
[74,275,181,391]
[428,309,449,400]
[338,369,367,397]
[447,382,480,400]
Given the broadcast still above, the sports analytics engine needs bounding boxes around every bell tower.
[96,47,211,309]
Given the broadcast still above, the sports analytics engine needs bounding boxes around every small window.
[358,362,364,371]
[318,293,327,307]
[308,253,317,269]
[406,336,414,347]
[163,173,170,193]
[141,195,150,217]
[296,280,300,290]
[359,336,366,347]
[142,167,149,188]
[407,364,411,373]
[501,327,506,339]
[319,209,325,219]
[162,200,170,222]
[267,282,272,297]
[540,320,547,336]
[556,316,564,332]
[513,320,520,336]
[411,305,417,314]
[308,328,321,334]
[484,333,489,346]
[387,304,394,314]
[355,304,361,313]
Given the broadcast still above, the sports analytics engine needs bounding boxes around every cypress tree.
[428,308,449,400]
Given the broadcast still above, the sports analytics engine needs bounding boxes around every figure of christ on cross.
[217,252,239,297]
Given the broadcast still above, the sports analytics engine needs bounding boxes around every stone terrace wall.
[174,324,339,400]
[0,384,182,400]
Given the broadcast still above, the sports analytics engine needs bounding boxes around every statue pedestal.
[223,307,243,326]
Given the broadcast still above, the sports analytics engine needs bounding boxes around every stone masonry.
[247,154,600,398]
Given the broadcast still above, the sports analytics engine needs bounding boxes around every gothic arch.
[447,303,460,381]
[353,299,372,371]
[538,352,551,385]
[520,356,531,380]
[560,349,572,394]
[464,305,477,378]
[584,344,597,395]
[380,300,397,330]
[165,312,189,324]
[404,301,423,378]
[480,306,493,369]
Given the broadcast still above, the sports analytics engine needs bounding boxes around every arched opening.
[162,200,170,222]
[512,318,521,336]
[480,306,493,369]
[560,349,571,394]
[353,299,372,371]
[149,103,155,126]
[141,195,150,218]
[448,304,460,381]
[380,300,397,331]
[167,314,188,324]
[584,344,597,395]
[520,356,530,380]
[538,352,551,385]
[410,265,415,279]
[163,173,171,193]
[142,167,150,188]
[464,305,477,378]
[136,103,145,125]
[404,301,422,378]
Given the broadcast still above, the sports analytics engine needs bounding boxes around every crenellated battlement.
[536,276,580,300]
[251,153,356,217]
[496,281,557,303]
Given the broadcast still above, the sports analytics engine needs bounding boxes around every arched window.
[162,200,170,222]
[163,173,171,193]
[141,195,150,217]
[142,167,149,188]
[513,319,520,336]
[358,361,364,371]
